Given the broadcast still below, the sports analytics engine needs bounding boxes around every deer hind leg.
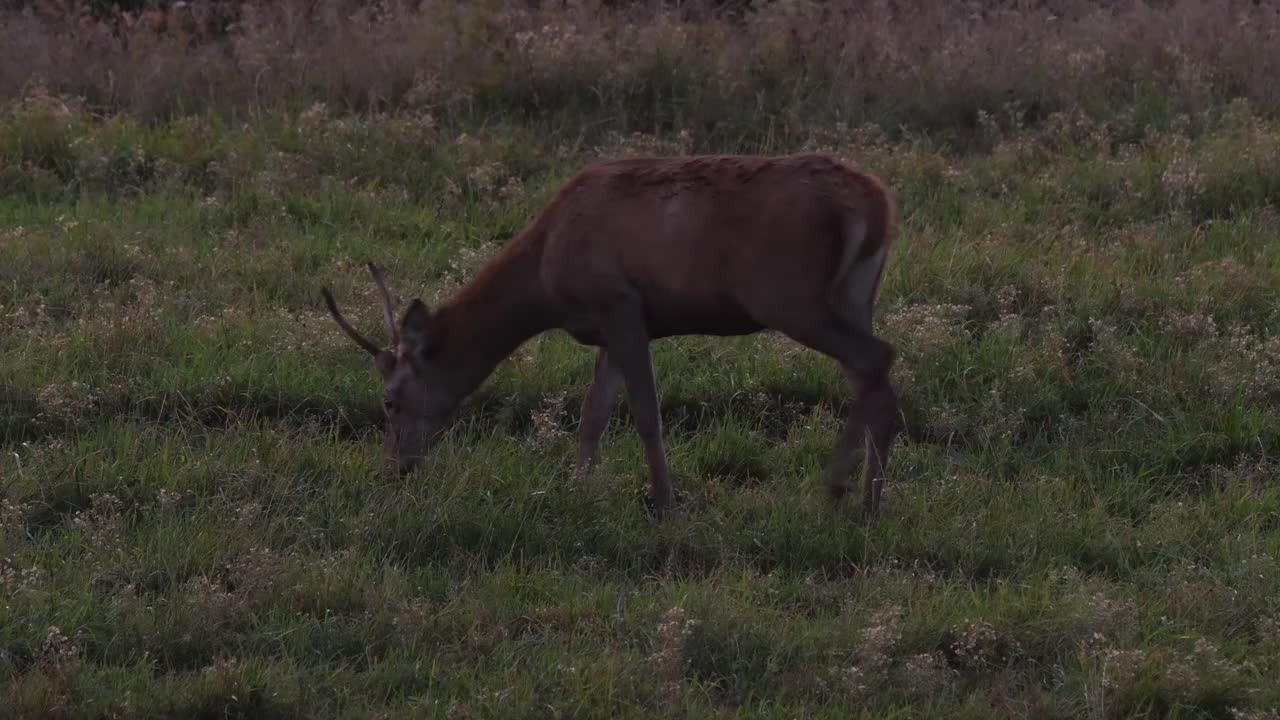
[829,305,901,513]
[833,368,900,513]
[574,347,623,485]
[825,247,899,512]
[774,312,900,513]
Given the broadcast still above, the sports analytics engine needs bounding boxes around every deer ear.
[374,349,397,378]
[400,299,433,355]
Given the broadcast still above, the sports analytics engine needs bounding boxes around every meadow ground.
[3,1,1280,718]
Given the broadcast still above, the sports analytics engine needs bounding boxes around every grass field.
[3,1,1280,718]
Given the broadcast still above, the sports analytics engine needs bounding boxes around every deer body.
[322,153,901,515]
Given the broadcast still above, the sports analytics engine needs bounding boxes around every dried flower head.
[650,605,698,701]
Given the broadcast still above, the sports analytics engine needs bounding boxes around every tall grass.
[4,0,1280,146]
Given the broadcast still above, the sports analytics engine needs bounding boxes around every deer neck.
[428,236,558,395]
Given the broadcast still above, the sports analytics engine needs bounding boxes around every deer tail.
[826,192,895,332]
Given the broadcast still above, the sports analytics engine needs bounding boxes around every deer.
[320,153,902,516]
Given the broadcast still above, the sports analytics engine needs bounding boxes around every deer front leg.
[603,320,675,515]
[574,347,623,484]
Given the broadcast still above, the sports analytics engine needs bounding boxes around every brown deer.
[320,153,901,515]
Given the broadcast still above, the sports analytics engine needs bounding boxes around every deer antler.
[367,262,399,347]
[320,286,383,357]
[320,262,403,356]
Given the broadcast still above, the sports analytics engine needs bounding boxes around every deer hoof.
[641,490,680,518]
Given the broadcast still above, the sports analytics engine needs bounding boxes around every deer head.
[320,263,461,474]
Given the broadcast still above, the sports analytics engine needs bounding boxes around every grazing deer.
[321,153,901,515]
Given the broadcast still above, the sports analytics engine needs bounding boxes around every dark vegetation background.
[4,0,1279,146]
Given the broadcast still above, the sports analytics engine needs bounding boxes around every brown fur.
[322,153,902,516]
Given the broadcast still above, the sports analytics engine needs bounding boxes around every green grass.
[2,91,1280,719]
